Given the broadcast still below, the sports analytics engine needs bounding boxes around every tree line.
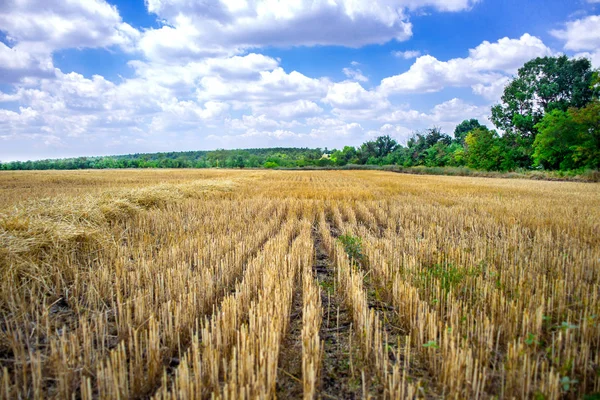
[2,55,598,172]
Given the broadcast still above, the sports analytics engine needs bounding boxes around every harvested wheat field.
[0,169,599,399]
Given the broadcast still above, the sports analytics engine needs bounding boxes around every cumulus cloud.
[471,77,511,101]
[380,34,552,96]
[139,2,414,61]
[227,114,303,131]
[258,100,324,119]
[128,53,281,97]
[0,0,139,84]
[0,42,55,83]
[0,0,139,52]
[139,0,482,62]
[308,120,365,139]
[551,15,600,68]
[551,15,600,51]
[467,34,552,72]
[198,67,330,109]
[324,81,390,119]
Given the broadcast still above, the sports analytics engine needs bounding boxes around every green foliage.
[357,135,399,164]
[569,101,600,169]
[423,340,439,349]
[454,119,483,145]
[465,127,509,171]
[491,55,595,166]
[525,333,540,346]
[558,321,578,331]
[419,262,475,294]
[534,101,600,170]
[560,376,578,392]
[319,280,335,294]
[533,110,581,170]
[337,234,364,264]
[492,56,594,138]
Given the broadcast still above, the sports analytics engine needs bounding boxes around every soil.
[313,228,365,400]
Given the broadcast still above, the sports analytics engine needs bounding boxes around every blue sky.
[0,0,599,161]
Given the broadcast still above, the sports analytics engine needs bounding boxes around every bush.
[338,234,364,264]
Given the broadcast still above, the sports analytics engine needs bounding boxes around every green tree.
[330,146,358,166]
[569,101,600,169]
[491,56,595,165]
[533,110,581,170]
[533,100,600,170]
[358,140,377,163]
[424,142,450,167]
[374,135,399,158]
[465,127,505,171]
[454,119,483,145]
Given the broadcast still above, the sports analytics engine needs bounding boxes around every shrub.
[337,234,364,264]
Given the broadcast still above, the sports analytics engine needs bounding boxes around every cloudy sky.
[1,0,599,161]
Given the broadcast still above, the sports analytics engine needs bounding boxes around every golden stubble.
[0,169,598,399]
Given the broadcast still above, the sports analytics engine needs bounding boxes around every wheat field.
[0,169,599,399]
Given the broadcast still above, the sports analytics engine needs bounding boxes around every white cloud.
[325,81,389,113]
[239,129,308,140]
[258,100,324,119]
[380,54,500,93]
[301,117,366,143]
[205,128,319,150]
[0,0,139,84]
[0,42,55,83]
[377,123,413,143]
[139,1,414,62]
[380,98,491,133]
[138,16,234,62]
[198,67,330,108]
[467,34,552,72]
[128,53,280,97]
[551,15,600,51]
[227,114,301,130]
[380,34,552,95]
[551,15,600,68]
[309,121,365,139]
[343,67,369,82]
[0,0,139,52]
[471,77,511,101]
[139,0,481,63]
[392,50,422,59]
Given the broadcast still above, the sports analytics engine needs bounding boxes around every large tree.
[534,100,600,170]
[532,110,581,170]
[464,127,515,171]
[491,56,595,143]
[374,135,399,158]
[358,135,399,163]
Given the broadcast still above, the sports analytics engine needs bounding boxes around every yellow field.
[0,170,599,399]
